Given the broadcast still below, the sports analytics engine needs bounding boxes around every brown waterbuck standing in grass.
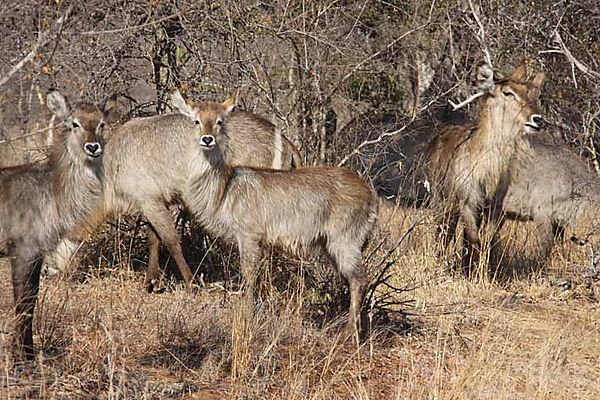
[176,94,378,335]
[503,136,600,259]
[62,89,302,292]
[1,90,111,362]
[426,61,545,273]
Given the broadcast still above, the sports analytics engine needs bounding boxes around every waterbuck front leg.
[141,202,194,291]
[144,224,162,292]
[437,211,459,265]
[11,250,43,364]
[237,237,262,308]
[461,204,483,275]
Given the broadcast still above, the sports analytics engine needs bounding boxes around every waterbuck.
[177,94,378,334]
[62,90,302,292]
[503,136,600,258]
[1,90,110,362]
[426,61,545,270]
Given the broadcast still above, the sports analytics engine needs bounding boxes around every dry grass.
[1,203,599,399]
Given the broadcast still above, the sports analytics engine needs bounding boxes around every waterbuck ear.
[529,72,545,99]
[101,94,120,123]
[46,89,71,121]
[511,59,528,81]
[169,89,196,120]
[531,72,545,88]
[221,90,239,115]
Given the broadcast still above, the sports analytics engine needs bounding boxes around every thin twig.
[0,7,71,88]
[467,0,493,67]
[0,125,54,145]
[79,11,186,36]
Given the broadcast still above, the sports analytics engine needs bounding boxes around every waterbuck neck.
[186,146,232,225]
[477,96,529,149]
[467,96,533,197]
[50,130,103,233]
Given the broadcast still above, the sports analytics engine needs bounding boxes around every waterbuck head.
[170,89,237,156]
[46,90,114,164]
[452,61,545,136]
[482,61,545,135]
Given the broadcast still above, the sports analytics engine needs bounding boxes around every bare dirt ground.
[1,204,599,399]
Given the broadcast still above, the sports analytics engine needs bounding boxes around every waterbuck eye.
[503,90,516,98]
[216,118,223,126]
[195,120,201,126]
[72,121,81,129]
[98,122,105,129]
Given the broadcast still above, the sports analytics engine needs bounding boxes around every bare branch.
[540,30,600,87]
[337,84,460,167]
[0,7,71,88]
[321,21,431,106]
[79,11,187,36]
[448,91,486,110]
[467,0,493,68]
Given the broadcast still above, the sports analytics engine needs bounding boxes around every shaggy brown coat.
[426,62,545,269]
[1,90,110,361]
[182,96,378,334]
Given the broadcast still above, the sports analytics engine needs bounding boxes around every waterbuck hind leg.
[141,203,194,290]
[144,224,162,293]
[11,253,43,364]
[535,220,556,262]
[327,241,368,338]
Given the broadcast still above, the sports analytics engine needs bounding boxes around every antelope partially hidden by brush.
[53,90,302,292]
[503,136,600,259]
[1,90,111,362]
[426,61,545,270]
[176,94,377,334]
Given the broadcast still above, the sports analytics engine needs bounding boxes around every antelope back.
[504,137,600,223]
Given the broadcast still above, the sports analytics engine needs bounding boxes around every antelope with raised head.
[55,89,303,292]
[426,60,545,271]
[1,90,111,362]
[176,94,378,335]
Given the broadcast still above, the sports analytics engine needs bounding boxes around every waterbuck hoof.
[145,279,158,293]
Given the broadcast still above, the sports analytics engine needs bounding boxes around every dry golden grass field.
[1,203,599,399]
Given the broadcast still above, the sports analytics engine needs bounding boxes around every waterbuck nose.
[531,115,543,127]
[201,135,214,146]
[85,142,102,157]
